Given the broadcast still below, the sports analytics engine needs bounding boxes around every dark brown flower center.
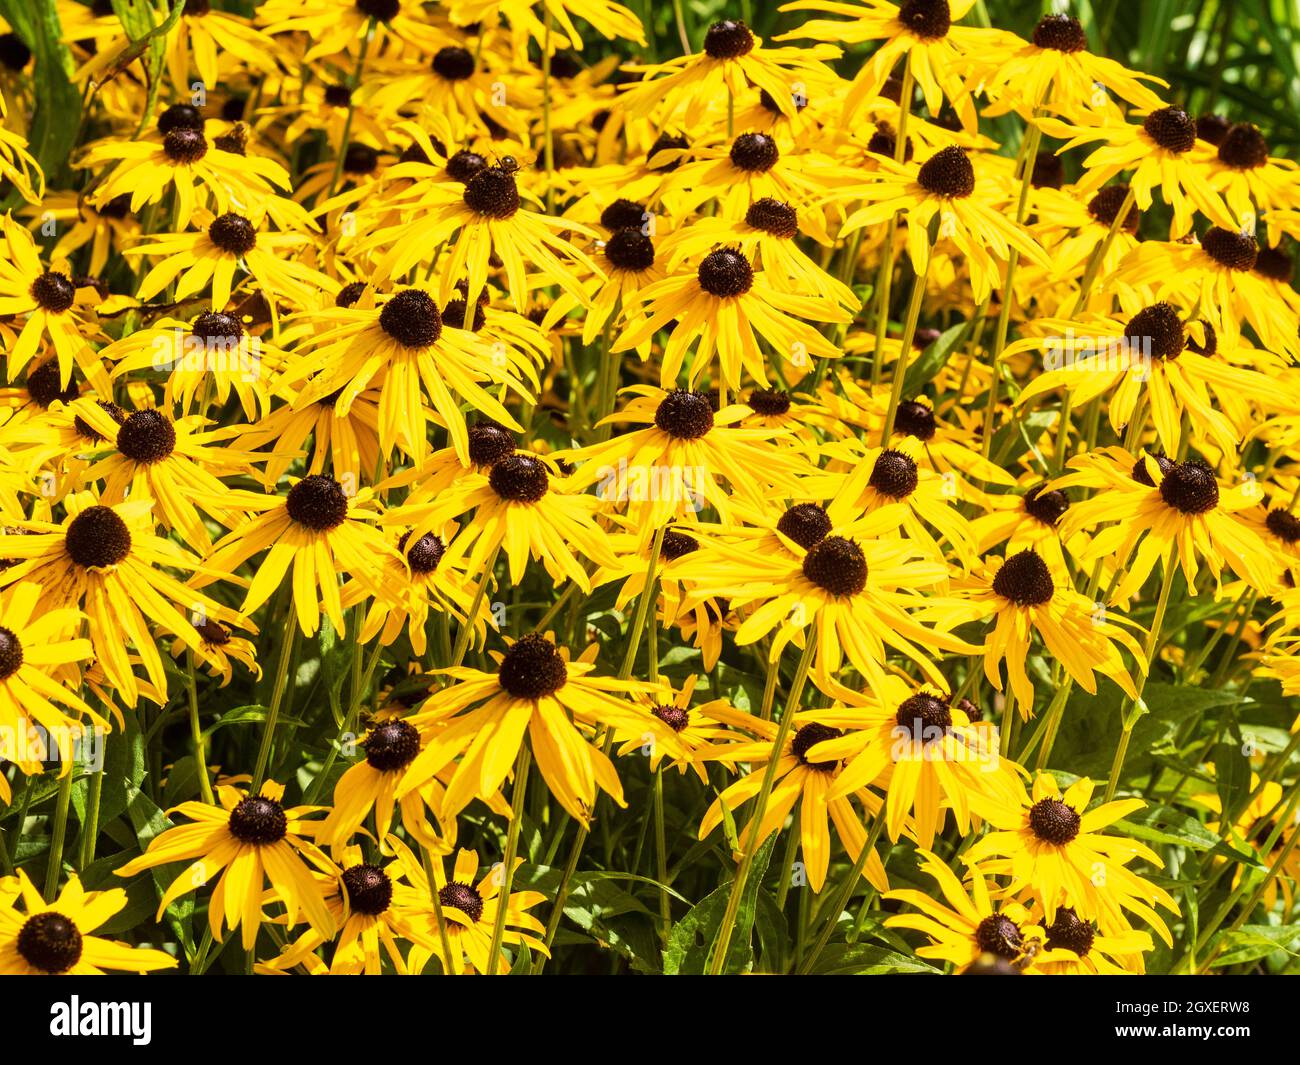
[447,149,488,183]
[1266,508,1300,545]
[1124,302,1185,360]
[356,0,400,20]
[65,506,131,568]
[158,103,203,134]
[1023,484,1069,527]
[895,693,952,742]
[25,361,78,407]
[324,83,353,107]
[30,272,76,313]
[163,127,208,164]
[974,914,1023,959]
[660,529,699,560]
[364,719,421,771]
[336,281,367,307]
[439,880,483,922]
[116,408,177,464]
[802,536,867,596]
[1028,797,1081,844]
[777,503,831,550]
[1201,227,1258,271]
[917,147,974,198]
[651,703,690,732]
[286,474,349,530]
[208,213,257,255]
[343,143,380,175]
[17,913,82,973]
[894,400,937,441]
[1032,13,1086,51]
[432,45,475,80]
[342,864,392,915]
[399,531,445,573]
[1030,151,1062,188]
[1142,107,1196,153]
[791,722,841,770]
[992,550,1054,606]
[497,633,567,700]
[227,796,288,844]
[647,133,688,171]
[1159,460,1219,514]
[703,18,755,59]
[1088,185,1139,234]
[604,229,656,272]
[1217,122,1269,169]
[730,132,779,173]
[463,166,520,219]
[379,289,442,348]
[0,626,22,680]
[1196,113,1231,145]
[697,248,753,297]
[897,0,951,39]
[745,198,798,238]
[600,198,647,231]
[0,32,32,71]
[488,454,549,502]
[191,309,243,343]
[654,389,714,439]
[868,449,919,499]
[1045,907,1095,956]
[1132,452,1175,486]
[747,387,791,416]
[1256,246,1294,283]
[467,422,515,465]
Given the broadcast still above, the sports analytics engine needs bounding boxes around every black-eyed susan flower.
[199,475,398,638]
[384,453,617,592]
[0,213,107,393]
[833,146,1049,304]
[966,773,1178,945]
[0,496,241,705]
[884,849,1044,971]
[560,386,814,532]
[0,871,176,974]
[0,580,100,770]
[615,246,848,391]
[697,701,890,894]
[955,547,1145,713]
[396,634,678,823]
[1060,456,1278,603]
[402,843,548,975]
[116,780,336,951]
[278,286,531,465]
[805,675,1022,848]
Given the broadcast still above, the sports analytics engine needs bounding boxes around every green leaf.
[1210,925,1300,967]
[664,835,776,975]
[1214,738,1251,819]
[903,318,979,397]
[0,0,80,190]
[806,943,942,975]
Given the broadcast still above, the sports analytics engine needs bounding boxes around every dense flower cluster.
[0,0,1295,977]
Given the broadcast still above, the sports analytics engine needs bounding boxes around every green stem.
[708,623,818,974]
[878,243,932,443]
[78,768,103,870]
[798,806,888,974]
[45,769,74,899]
[324,19,375,201]
[186,652,215,805]
[451,545,500,667]
[486,743,531,975]
[1104,560,1177,802]
[251,623,298,793]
